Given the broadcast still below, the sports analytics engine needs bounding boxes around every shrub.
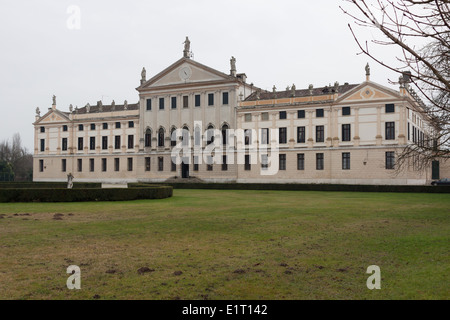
[0,182,101,189]
[129,182,450,193]
[0,186,172,202]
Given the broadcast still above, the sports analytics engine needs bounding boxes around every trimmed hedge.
[0,186,172,202]
[129,182,450,193]
[0,182,101,189]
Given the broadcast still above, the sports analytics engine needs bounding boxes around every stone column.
[289,111,295,148]
[353,107,360,147]
[376,106,382,145]
[307,110,314,148]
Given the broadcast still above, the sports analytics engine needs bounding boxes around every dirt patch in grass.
[137,267,155,275]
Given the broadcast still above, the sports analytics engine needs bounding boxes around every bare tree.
[0,133,33,181]
[341,0,450,171]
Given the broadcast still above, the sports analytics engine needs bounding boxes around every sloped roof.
[74,103,139,114]
[245,83,359,101]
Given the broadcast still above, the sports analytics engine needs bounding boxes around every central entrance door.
[181,159,189,179]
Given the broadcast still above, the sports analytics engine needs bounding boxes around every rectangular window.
[244,129,251,145]
[298,110,305,119]
[222,155,228,171]
[114,158,120,171]
[245,155,251,171]
[115,136,121,149]
[159,97,165,110]
[342,124,351,142]
[261,112,269,121]
[77,159,82,172]
[40,126,45,133]
[316,109,324,118]
[128,121,134,128]
[62,125,68,132]
[297,153,304,170]
[146,99,152,111]
[385,104,395,113]
[386,151,395,169]
[102,136,108,150]
[78,137,83,151]
[158,157,164,171]
[127,158,133,171]
[342,107,351,116]
[195,94,201,107]
[261,154,268,170]
[78,124,84,131]
[297,126,306,143]
[90,137,95,150]
[316,126,324,142]
[171,96,177,109]
[89,158,94,172]
[61,159,67,172]
[261,128,269,145]
[279,111,287,120]
[279,154,286,171]
[62,138,68,151]
[279,127,287,144]
[40,139,45,152]
[244,113,252,122]
[102,158,107,172]
[386,122,395,140]
[90,123,96,130]
[103,123,108,130]
[145,157,151,171]
[206,155,213,171]
[128,135,134,149]
[208,93,214,106]
[222,92,229,105]
[342,152,350,170]
[193,156,199,171]
[39,159,44,172]
[183,96,189,108]
[115,122,121,129]
[316,153,324,170]
[171,157,176,172]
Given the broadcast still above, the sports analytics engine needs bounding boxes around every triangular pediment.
[138,58,235,90]
[35,109,70,124]
[337,81,401,103]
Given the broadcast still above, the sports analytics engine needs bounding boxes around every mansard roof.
[74,102,139,115]
[244,83,359,101]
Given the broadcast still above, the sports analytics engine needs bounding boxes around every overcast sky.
[0,0,403,151]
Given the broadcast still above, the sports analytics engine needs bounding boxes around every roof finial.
[365,63,370,81]
[183,36,191,58]
[230,56,236,77]
[141,67,146,85]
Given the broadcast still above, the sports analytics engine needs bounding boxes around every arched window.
[182,126,189,146]
[206,124,214,145]
[194,126,201,147]
[221,124,229,145]
[145,128,151,147]
[158,128,165,147]
[171,127,177,147]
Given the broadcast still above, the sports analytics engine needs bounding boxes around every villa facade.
[33,40,442,185]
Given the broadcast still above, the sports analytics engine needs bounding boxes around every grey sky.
[0,0,402,151]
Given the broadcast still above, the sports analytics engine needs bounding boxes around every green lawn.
[0,189,448,300]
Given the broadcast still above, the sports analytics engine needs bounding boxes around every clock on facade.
[179,66,192,80]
